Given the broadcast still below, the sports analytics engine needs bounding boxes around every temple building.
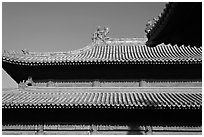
[2,2,202,135]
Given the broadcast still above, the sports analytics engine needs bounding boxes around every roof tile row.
[2,39,202,66]
[2,87,201,110]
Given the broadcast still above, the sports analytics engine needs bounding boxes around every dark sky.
[2,2,166,88]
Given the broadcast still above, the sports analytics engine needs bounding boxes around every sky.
[2,2,166,88]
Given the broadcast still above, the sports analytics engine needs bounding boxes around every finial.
[92,26,110,43]
[18,77,34,88]
[145,18,158,34]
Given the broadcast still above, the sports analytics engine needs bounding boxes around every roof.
[2,38,202,66]
[145,2,201,47]
[3,87,201,110]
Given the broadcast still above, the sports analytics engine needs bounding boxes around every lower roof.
[3,87,201,110]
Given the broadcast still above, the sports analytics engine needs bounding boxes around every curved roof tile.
[2,38,202,66]
[2,87,201,110]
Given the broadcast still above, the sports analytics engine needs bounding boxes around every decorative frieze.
[33,80,201,87]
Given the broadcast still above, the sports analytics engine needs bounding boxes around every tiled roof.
[2,87,201,109]
[2,38,202,66]
[145,3,201,47]
[145,3,177,41]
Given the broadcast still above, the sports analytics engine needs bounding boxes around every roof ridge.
[30,42,96,56]
[2,42,96,57]
[106,37,147,43]
[2,37,148,56]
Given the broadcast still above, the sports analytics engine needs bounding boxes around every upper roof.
[2,87,201,110]
[2,38,202,66]
[145,2,202,47]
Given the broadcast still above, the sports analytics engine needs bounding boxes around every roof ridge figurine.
[92,26,110,43]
